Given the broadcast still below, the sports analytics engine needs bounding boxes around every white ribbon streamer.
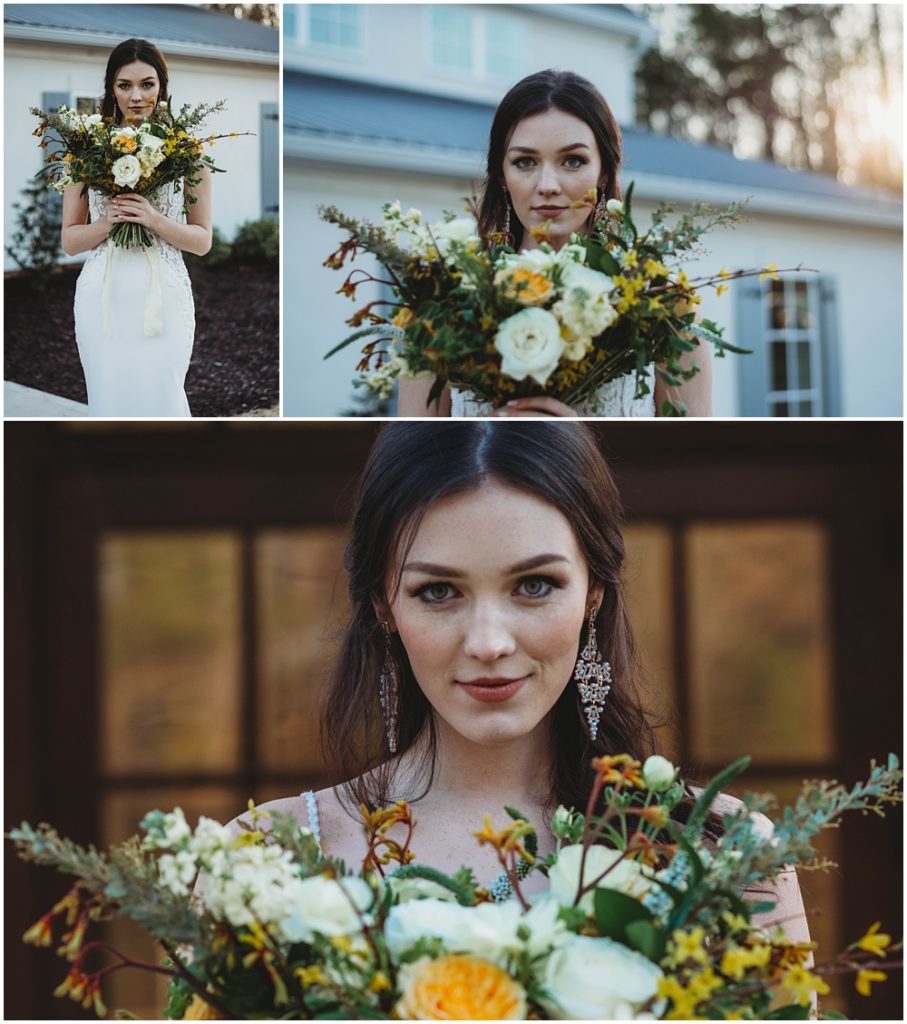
[100,239,164,338]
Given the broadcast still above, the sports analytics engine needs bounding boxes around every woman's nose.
[462,606,517,662]
[537,163,562,195]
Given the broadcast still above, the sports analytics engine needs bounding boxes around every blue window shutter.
[40,90,71,237]
[260,101,278,219]
[817,274,841,416]
[735,279,768,416]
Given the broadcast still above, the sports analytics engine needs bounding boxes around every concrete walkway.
[4,381,280,418]
[4,381,89,417]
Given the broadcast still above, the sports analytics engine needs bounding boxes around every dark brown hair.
[478,69,623,249]
[101,38,169,124]
[321,422,658,815]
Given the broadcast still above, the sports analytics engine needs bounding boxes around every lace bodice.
[451,371,657,417]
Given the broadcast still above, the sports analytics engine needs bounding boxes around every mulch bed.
[4,261,278,416]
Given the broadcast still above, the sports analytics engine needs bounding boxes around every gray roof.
[4,4,277,54]
[286,71,900,211]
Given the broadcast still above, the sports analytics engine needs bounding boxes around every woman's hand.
[110,193,162,233]
[492,396,579,417]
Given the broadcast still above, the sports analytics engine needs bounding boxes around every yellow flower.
[644,258,669,279]
[295,965,326,988]
[622,249,639,268]
[721,911,750,933]
[23,913,54,947]
[779,964,830,1006]
[855,968,887,997]
[183,995,224,1019]
[113,134,137,153]
[592,753,645,788]
[657,976,702,1020]
[716,283,728,297]
[718,266,732,281]
[392,306,416,329]
[668,926,709,966]
[759,262,780,282]
[370,971,391,993]
[396,955,527,1020]
[674,269,690,289]
[494,266,554,306]
[855,921,891,957]
[687,966,723,1001]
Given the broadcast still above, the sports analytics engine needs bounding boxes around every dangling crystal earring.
[574,606,612,740]
[378,621,399,754]
[502,188,512,243]
[593,186,609,227]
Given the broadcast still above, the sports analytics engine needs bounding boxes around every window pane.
[624,525,678,761]
[794,280,813,328]
[102,787,241,1019]
[771,341,788,390]
[99,533,242,775]
[685,522,833,765]
[310,4,360,49]
[256,529,350,775]
[432,7,473,70]
[768,280,786,329]
[485,15,526,81]
[796,340,812,390]
[798,400,814,416]
[772,401,790,416]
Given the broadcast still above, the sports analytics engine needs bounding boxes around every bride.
[397,70,712,418]
[61,38,212,417]
[237,422,806,942]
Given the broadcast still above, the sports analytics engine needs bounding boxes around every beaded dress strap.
[300,790,321,846]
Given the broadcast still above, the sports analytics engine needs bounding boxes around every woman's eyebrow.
[507,143,591,155]
[402,553,569,576]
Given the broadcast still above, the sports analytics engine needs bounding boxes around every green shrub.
[6,176,63,276]
[232,217,279,266]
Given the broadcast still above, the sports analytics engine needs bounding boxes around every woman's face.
[114,60,160,123]
[387,480,602,749]
[502,107,603,250]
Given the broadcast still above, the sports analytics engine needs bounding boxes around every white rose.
[643,755,677,792]
[555,262,618,337]
[139,133,164,152]
[606,199,625,215]
[548,843,654,915]
[385,898,522,966]
[499,247,556,275]
[280,874,374,944]
[386,873,459,904]
[494,307,565,385]
[433,217,478,245]
[541,934,662,1019]
[112,154,142,188]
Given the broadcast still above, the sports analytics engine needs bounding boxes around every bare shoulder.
[688,786,774,840]
[223,794,310,839]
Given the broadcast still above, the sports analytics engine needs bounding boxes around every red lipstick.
[459,677,527,703]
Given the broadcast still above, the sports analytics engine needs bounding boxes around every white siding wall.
[285,168,902,417]
[286,3,638,124]
[4,38,278,268]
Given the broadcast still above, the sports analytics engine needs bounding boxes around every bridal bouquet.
[11,755,901,1019]
[30,100,249,249]
[320,186,796,414]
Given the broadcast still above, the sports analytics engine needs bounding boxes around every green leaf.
[683,756,751,842]
[766,1004,812,1019]
[624,919,668,963]
[593,887,654,941]
[585,244,622,277]
[820,1011,849,1020]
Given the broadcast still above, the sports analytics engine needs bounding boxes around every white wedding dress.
[450,373,656,417]
[74,182,194,416]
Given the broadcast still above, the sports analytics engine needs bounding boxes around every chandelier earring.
[574,605,612,740]
[502,187,513,243]
[378,621,399,754]
[593,185,609,227]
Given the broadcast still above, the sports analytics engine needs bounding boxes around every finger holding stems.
[110,193,161,231]
[491,396,579,418]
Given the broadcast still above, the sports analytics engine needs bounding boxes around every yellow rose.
[113,135,137,153]
[396,954,527,1020]
[182,995,223,1019]
[495,266,555,306]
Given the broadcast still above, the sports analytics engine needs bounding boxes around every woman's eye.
[517,577,555,599]
[564,156,586,168]
[513,157,535,169]
[417,582,456,604]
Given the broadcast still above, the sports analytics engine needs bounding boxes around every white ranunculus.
[433,217,478,245]
[499,247,557,275]
[280,874,374,944]
[643,754,677,791]
[554,241,587,266]
[494,307,565,385]
[606,198,625,215]
[522,895,568,959]
[385,897,523,965]
[84,113,103,127]
[541,934,663,1019]
[386,873,459,904]
[548,843,654,914]
[560,261,613,300]
[112,154,142,188]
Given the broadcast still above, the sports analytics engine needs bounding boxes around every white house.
[284,3,902,417]
[4,3,280,267]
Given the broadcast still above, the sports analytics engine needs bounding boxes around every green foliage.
[184,225,231,268]
[5,176,63,276]
[232,217,279,266]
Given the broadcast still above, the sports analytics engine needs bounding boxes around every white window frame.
[763,276,824,416]
[423,6,528,86]
[297,3,366,57]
